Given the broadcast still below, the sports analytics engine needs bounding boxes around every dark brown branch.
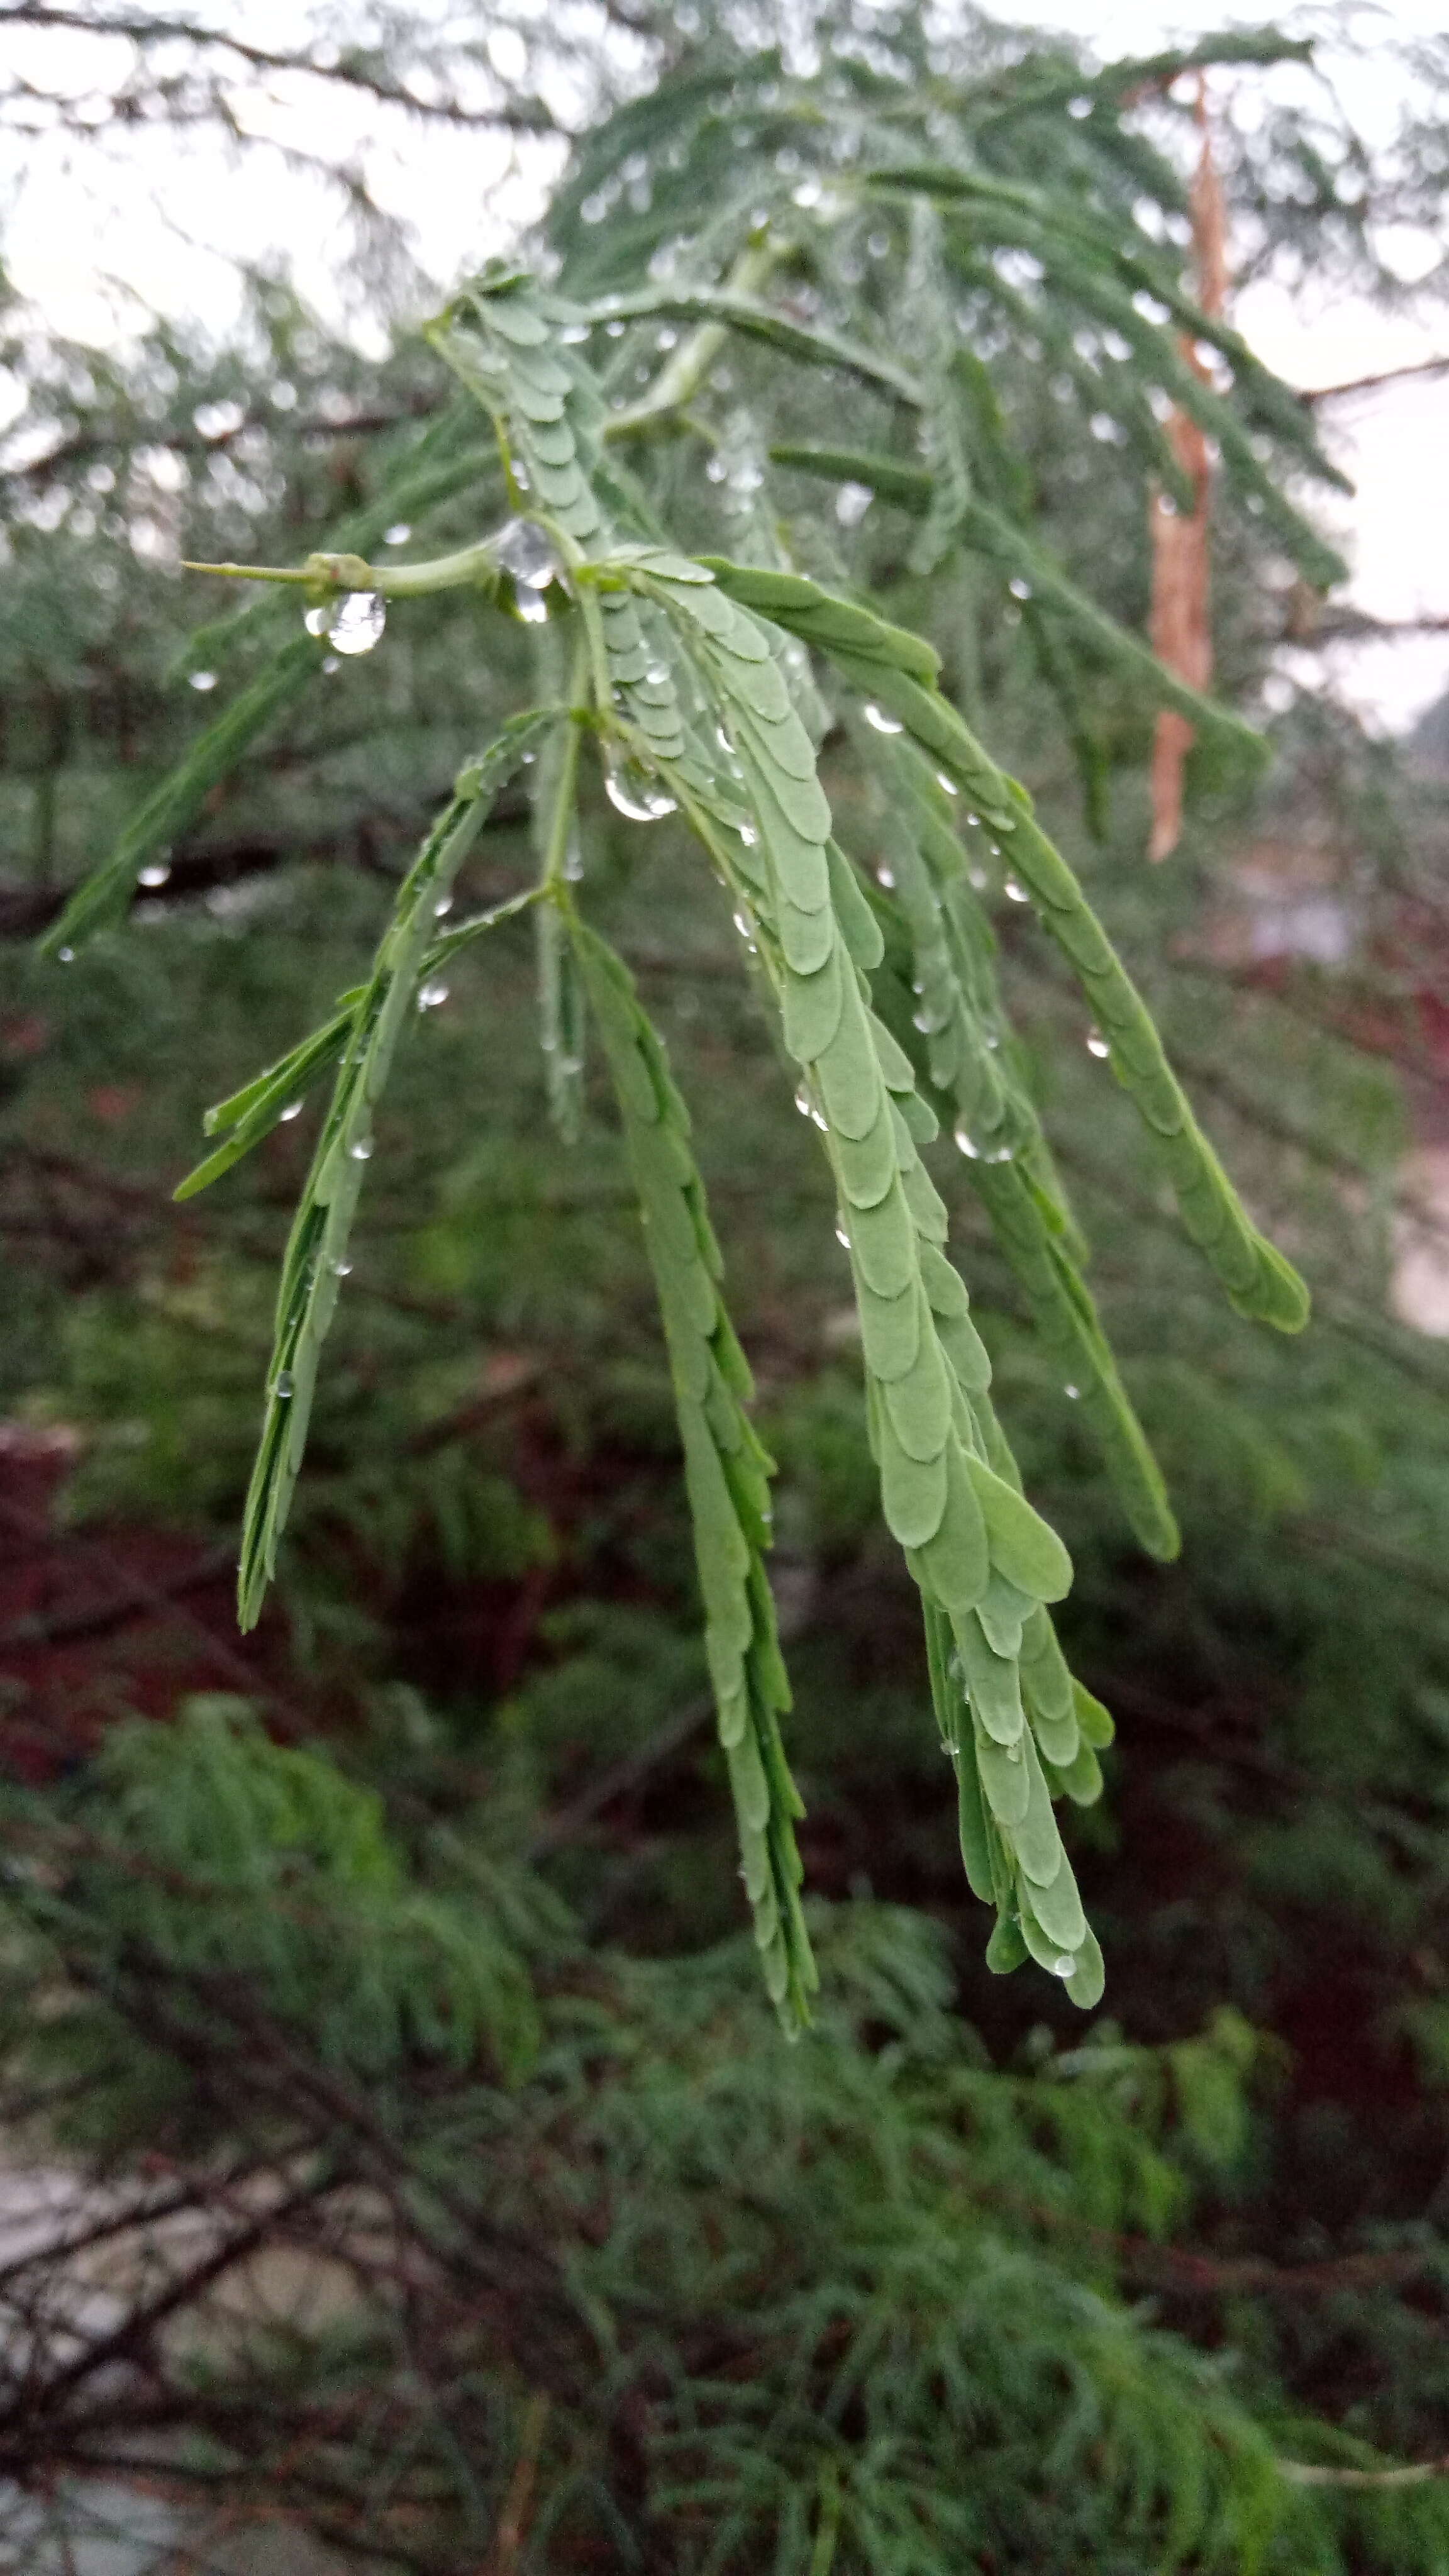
[1301,354,1449,403]
[0,6,562,133]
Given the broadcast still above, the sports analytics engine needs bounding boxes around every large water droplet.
[1064,1383,1081,1400]
[604,752,677,821]
[348,1136,374,1160]
[275,1372,294,1399]
[304,604,330,636]
[138,863,170,887]
[493,518,557,589]
[1008,576,1033,601]
[433,893,454,918]
[514,586,548,625]
[1052,1954,1077,1977]
[327,592,386,656]
[876,864,896,889]
[417,980,450,1011]
[1003,875,1029,903]
[1086,1028,1109,1059]
[383,522,411,545]
[189,670,217,691]
[331,1259,353,1277]
[863,702,903,735]
[57,946,74,963]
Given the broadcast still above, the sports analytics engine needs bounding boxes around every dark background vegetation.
[3,3,1449,2568]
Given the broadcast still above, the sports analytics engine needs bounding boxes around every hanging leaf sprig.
[57,28,1334,2024]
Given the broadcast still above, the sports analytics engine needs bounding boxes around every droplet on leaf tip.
[1086,1028,1109,1058]
[417,981,450,1011]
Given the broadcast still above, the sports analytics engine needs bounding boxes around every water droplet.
[706,456,728,483]
[383,523,411,545]
[732,909,755,941]
[433,893,454,918]
[514,586,548,624]
[57,946,74,963]
[493,517,557,589]
[969,868,989,891]
[348,1136,374,1160]
[304,604,330,636]
[795,1085,814,1119]
[715,725,735,755]
[953,1124,980,1158]
[964,811,980,828]
[863,702,903,735]
[604,751,677,821]
[985,1143,1014,1163]
[876,864,896,889]
[1005,1741,1023,1762]
[792,176,822,207]
[322,655,340,674]
[417,980,450,1011]
[327,592,386,656]
[1008,577,1032,601]
[189,669,217,691]
[1052,1954,1077,1977]
[935,772,958,796]
[1064,1384,1081,1400]
[563,835,584,882]
[511,460,531,491]
[1004,876,1029,903]
[275,1372,294,1399]
[1086,1028,1109,1058]
[279,1101,304,1121]
[645,662,669,686]
[835,1221,852,1248]
[984,1031,999,1050]
[331,1259,353,1277]
[138,863,170,887]
[738,823,758,847]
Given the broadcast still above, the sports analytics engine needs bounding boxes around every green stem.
[602,236,790,443]
[182,540,505,600]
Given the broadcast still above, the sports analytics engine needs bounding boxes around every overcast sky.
[6,0,1447,730]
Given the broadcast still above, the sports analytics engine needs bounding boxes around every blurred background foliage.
[4,3,1449,2568]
